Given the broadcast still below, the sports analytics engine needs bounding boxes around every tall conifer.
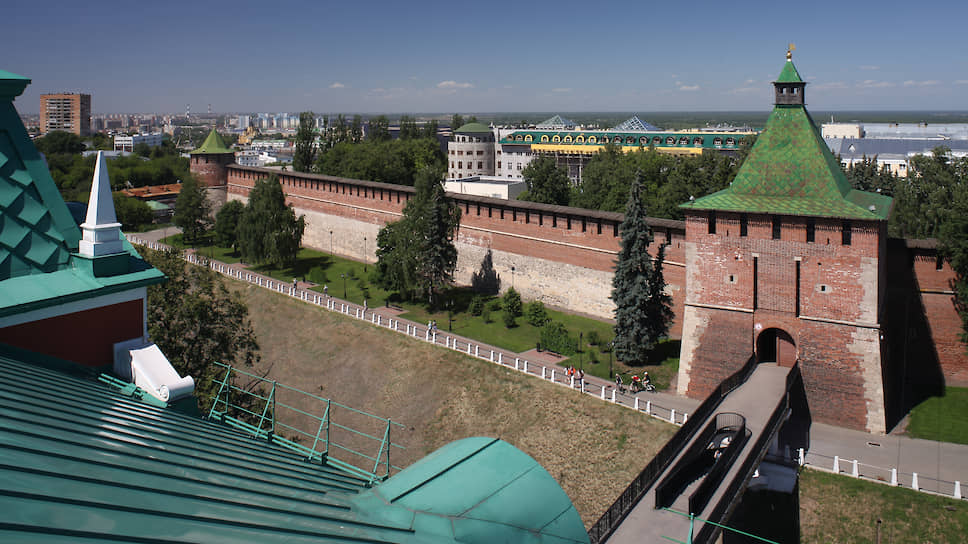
[612,171,674,365]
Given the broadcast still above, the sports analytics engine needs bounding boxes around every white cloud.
[903,79,941,87]
[551,87,572,93]
[858,80,895,88]
[728,85,759,94]
[370,87,387,94]
[859,65,880,71]
[329,82,345,89]
[437,80,473,89]
[678,84,700,92]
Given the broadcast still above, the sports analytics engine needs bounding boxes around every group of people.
[614,371,652,393]
[427,320,438,333]
[565,366,585,387]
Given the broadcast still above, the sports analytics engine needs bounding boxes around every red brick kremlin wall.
[220,165,966,388]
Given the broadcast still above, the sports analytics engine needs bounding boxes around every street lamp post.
[341,273,346,299]
[447,299,453,332]
[330,230,333,254]
[511,266,515,288]
[579,332,583,372]
[608,340,614,379]
[363,236,367,272]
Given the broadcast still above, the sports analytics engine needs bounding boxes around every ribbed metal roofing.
[0,346,588,543]
[191,128,234,155]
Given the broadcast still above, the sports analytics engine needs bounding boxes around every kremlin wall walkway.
[129,229,968,529]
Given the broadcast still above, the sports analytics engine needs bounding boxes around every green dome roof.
[455,122,491,134]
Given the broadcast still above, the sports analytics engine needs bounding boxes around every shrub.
[482,306,492,323]
[526,301,549,327]
[488,298,502,312]
[470,295,484,316]
[307,266,328,284]
[540,321,576,356]
[503,310,517,328]
[503,287,522,318]
[587,330,602,346]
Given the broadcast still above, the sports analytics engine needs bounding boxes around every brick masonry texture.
[202,165,967,414]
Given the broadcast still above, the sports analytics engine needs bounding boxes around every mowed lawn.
[800,469,968,543]
[225,279,677,527]
[907,387,968,445]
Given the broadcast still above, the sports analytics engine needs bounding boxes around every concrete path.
[129,228,968,502]
[608,364,792,543]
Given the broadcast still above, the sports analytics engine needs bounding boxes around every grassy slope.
[800,469,968,543]
[229,280,677,527]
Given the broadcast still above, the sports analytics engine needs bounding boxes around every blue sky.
[5,0,967,114]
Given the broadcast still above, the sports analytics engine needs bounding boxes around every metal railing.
[688,413,750,516]
[587,354,756,544]
[693,364,800,544]
[207,362,405,484]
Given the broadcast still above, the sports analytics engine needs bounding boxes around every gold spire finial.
[787,43,796,60]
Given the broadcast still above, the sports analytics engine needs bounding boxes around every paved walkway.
[129,228,968,502]
[610,364,792,543]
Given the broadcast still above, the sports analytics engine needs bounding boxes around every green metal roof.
[501,130,751,150]
[454,122,491,134]
[0,69,165,317]
[191,128,234,154]
[682,61,892,221]
[775,59,803,83]
[0,346,588,543]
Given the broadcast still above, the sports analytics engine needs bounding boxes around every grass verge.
[907,387,968,444]
[800,468,968,543]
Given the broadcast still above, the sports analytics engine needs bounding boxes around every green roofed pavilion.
[191,128,233,154]
[682,54,892,221]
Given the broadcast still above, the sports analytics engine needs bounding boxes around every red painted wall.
[0,300,144,367]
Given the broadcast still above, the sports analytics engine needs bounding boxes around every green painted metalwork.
[206,361,405,484]
[662,507,780,544]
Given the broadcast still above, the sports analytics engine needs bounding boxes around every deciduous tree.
[293,111,317,172]
[214,199,245,251]
[172,175,211,244]
[143,247,260,412]
[519,156,572,205]
[238,175,306,267]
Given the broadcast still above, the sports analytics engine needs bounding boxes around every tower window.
[740,214,748,237]
[806,218,815,243]
[842,221,852,245]
[772,216,781,240]
[708,211,717,234]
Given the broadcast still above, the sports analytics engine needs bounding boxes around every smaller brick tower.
[677,50,894,433]
[188,128,234,210]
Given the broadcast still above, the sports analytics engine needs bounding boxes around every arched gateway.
[756,328,796,367]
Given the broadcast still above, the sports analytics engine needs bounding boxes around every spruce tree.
[611,171,674,365]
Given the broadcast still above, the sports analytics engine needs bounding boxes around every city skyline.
[6,0,968,114]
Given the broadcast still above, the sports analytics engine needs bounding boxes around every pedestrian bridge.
[589,358,804,544]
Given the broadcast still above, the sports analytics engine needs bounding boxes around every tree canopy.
[314,137,444,186]
[143,247,260,412]
[293,111,317,173]
[172,175,211,244]
[375,168,460,306]
[214,199,245,251]
[611,171,674,365]
[238,175,306,267]
[34,130,86,155]
[519,156,572,205]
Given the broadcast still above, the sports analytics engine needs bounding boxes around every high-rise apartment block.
[40,93,91,136]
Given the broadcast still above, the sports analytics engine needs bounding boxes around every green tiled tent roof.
[0,347,589,543]
[775,59,803,83]
[191,128,233,154]
[683,60,892,221]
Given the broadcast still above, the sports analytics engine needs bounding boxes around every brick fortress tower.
[677,50,894,433]
[188,128,233,210]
